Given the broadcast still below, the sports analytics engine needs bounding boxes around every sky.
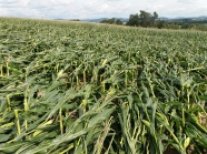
[0,0,207,19]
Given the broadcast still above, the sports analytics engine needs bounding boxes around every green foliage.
[127,14,140,26]
[0,18,207,154]
[127,10,158,27]
[100,18,123,25]
[126,10,207,31]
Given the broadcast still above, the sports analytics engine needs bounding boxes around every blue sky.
[0,0,207,19]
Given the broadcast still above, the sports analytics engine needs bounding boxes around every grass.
[0,18,207,154]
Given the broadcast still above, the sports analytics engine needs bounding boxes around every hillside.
[82,16,207,24]
[0,18,207,154]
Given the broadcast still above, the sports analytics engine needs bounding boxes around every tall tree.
[127,10,159,27]
[153,12,158,20]
[139,10,153,27]
[127,14,139,26]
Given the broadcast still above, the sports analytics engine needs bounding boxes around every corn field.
[0,18,207,154]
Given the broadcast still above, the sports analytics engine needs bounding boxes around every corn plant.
[0,18,207,154]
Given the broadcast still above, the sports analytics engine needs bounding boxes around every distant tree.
[140,10,151,26]
[115,19,123,25]
[70,19,80,21]
[126,10,207,31]
[127,10,159,27]
[127,14,139,26]
[156,20,165,29]
[100,18,123,25]
[153,12,158,20]
[100,19,112,24]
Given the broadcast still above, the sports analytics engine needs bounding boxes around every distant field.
[0,18,207,154]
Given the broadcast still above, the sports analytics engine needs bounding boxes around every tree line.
[100,10,207,31]
[127,10,158,27]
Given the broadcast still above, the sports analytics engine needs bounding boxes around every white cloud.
[0,0,207,19]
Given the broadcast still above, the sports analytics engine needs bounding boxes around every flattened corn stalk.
[0,18,207,154]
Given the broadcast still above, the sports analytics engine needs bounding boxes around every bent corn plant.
[0,18,207,154]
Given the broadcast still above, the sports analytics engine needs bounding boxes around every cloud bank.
[0,0,207,19]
